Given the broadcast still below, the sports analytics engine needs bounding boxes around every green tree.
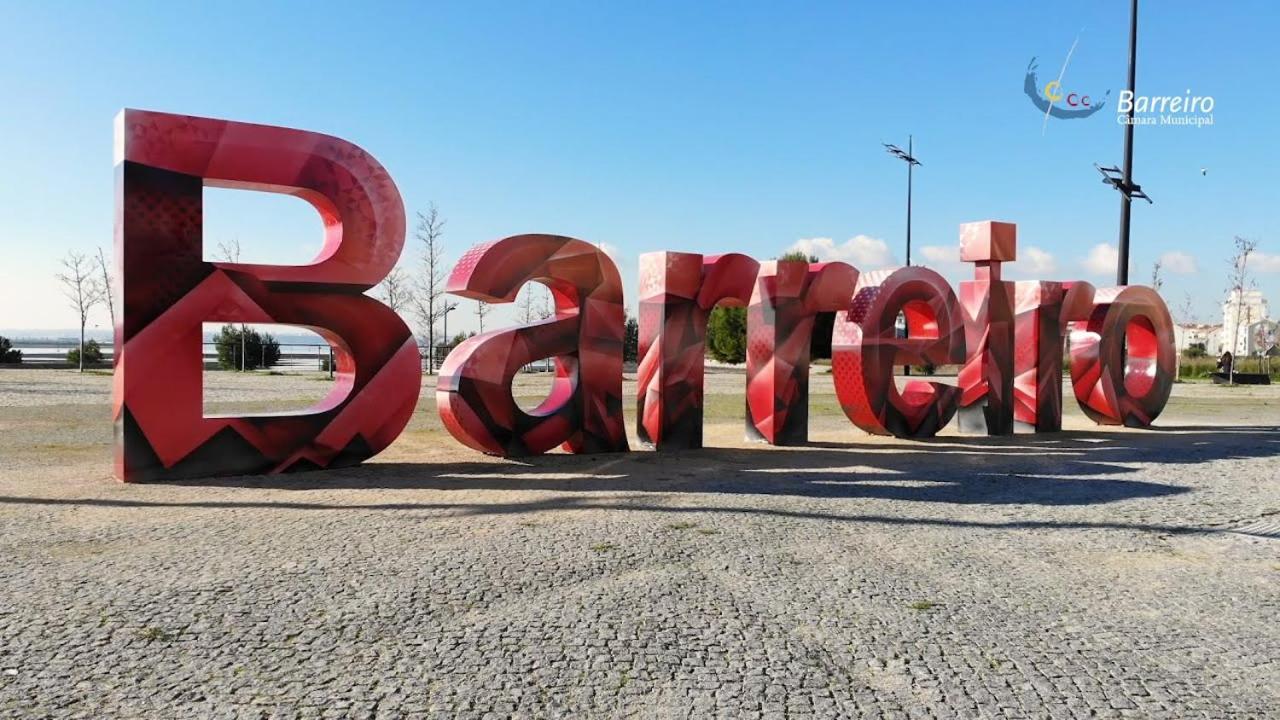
[707,306,747,364]
[623,314,639,363]
[66,339,103,366]
[214,325,281,370]
[777,251,835,359]
[438,331,475,364]
[0,336,23,364]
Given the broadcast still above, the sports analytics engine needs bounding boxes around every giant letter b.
[114,109,420,482]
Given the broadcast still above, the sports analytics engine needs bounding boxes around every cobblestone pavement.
[0,371,1278,718]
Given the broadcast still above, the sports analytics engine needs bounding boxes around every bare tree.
[1176,292,1197,325]
[1150,260,1163,293]
[95,246,116,332]
[475,300,490,334]
[214,238,247,371]
[516,285,537,324]
[58,251,104,373]
[411,204,447,373]
[1174,292,1197,382]
[537,284,553,320]
[1225,235,1259,384]
[378,266,413,314]
[215,238,242,265]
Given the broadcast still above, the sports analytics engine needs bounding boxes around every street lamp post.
[440,301,458,371]
[884,137,921,267]
[1101,0,1147,285]
[885,137,922,376]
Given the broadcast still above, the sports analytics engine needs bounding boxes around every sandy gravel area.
[0,368,1277,717]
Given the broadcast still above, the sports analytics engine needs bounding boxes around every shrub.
[0,336,21,364]
[66,339,103,366]
[1177,356,1216,380]
[707,306,747,364]
[214,325,281,370]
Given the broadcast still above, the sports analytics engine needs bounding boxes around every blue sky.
[1,0,1277,336]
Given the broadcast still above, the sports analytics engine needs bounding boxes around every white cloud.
[1022,246,1057,275]
[1158,250,1197,274]
[919,245,958,266]
[1082,243,1119,277]
[916,245,965,278]
[597,241,623,267]
[1251,251,1280,273]
[788,235,896,269]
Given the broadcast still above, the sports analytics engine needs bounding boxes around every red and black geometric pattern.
[1010,280,1099,433]
[1068,285,1176,427]
[636,251,759,449]
[957,221,1017,436]
[114,109,420,482]
[745,260,858,445]
[1012,280,1067,433]
[832,267,966,438]
[437,235,629,456]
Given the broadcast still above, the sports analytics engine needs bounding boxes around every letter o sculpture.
[1068,286,1176,427]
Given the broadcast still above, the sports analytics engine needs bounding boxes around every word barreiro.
[113,110,1175,482]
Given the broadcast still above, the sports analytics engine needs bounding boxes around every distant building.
[1222,289,1271,355]
[1247,319,1279,357]
[1174,323,1222,356]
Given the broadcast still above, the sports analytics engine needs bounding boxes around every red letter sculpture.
[832,267,966,437]
[1068,285,1176,427]
[957,221,1017,435]
[745,260,858,445]
[114,109,421,482]
[636,252,759,449]
[437,235,628,456]
[1012,280,1097,432]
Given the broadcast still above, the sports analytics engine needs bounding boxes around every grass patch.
[907,600,939,611]
[590,542,617,553]
[700,392,845,421]
[138,626,175,642]
[665,521,697,530]
[695,528,720,535]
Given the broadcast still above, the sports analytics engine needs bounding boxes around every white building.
[1246,319,1278,357]
[1222,289,1271,355]
[1174,323,1222,356]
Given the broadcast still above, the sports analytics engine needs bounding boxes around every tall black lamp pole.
[885,137,921,376]
[884,136,921,267]
[1099,0,1150,285]
[1116,0,1139,285]
[1097,0,1150,284]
